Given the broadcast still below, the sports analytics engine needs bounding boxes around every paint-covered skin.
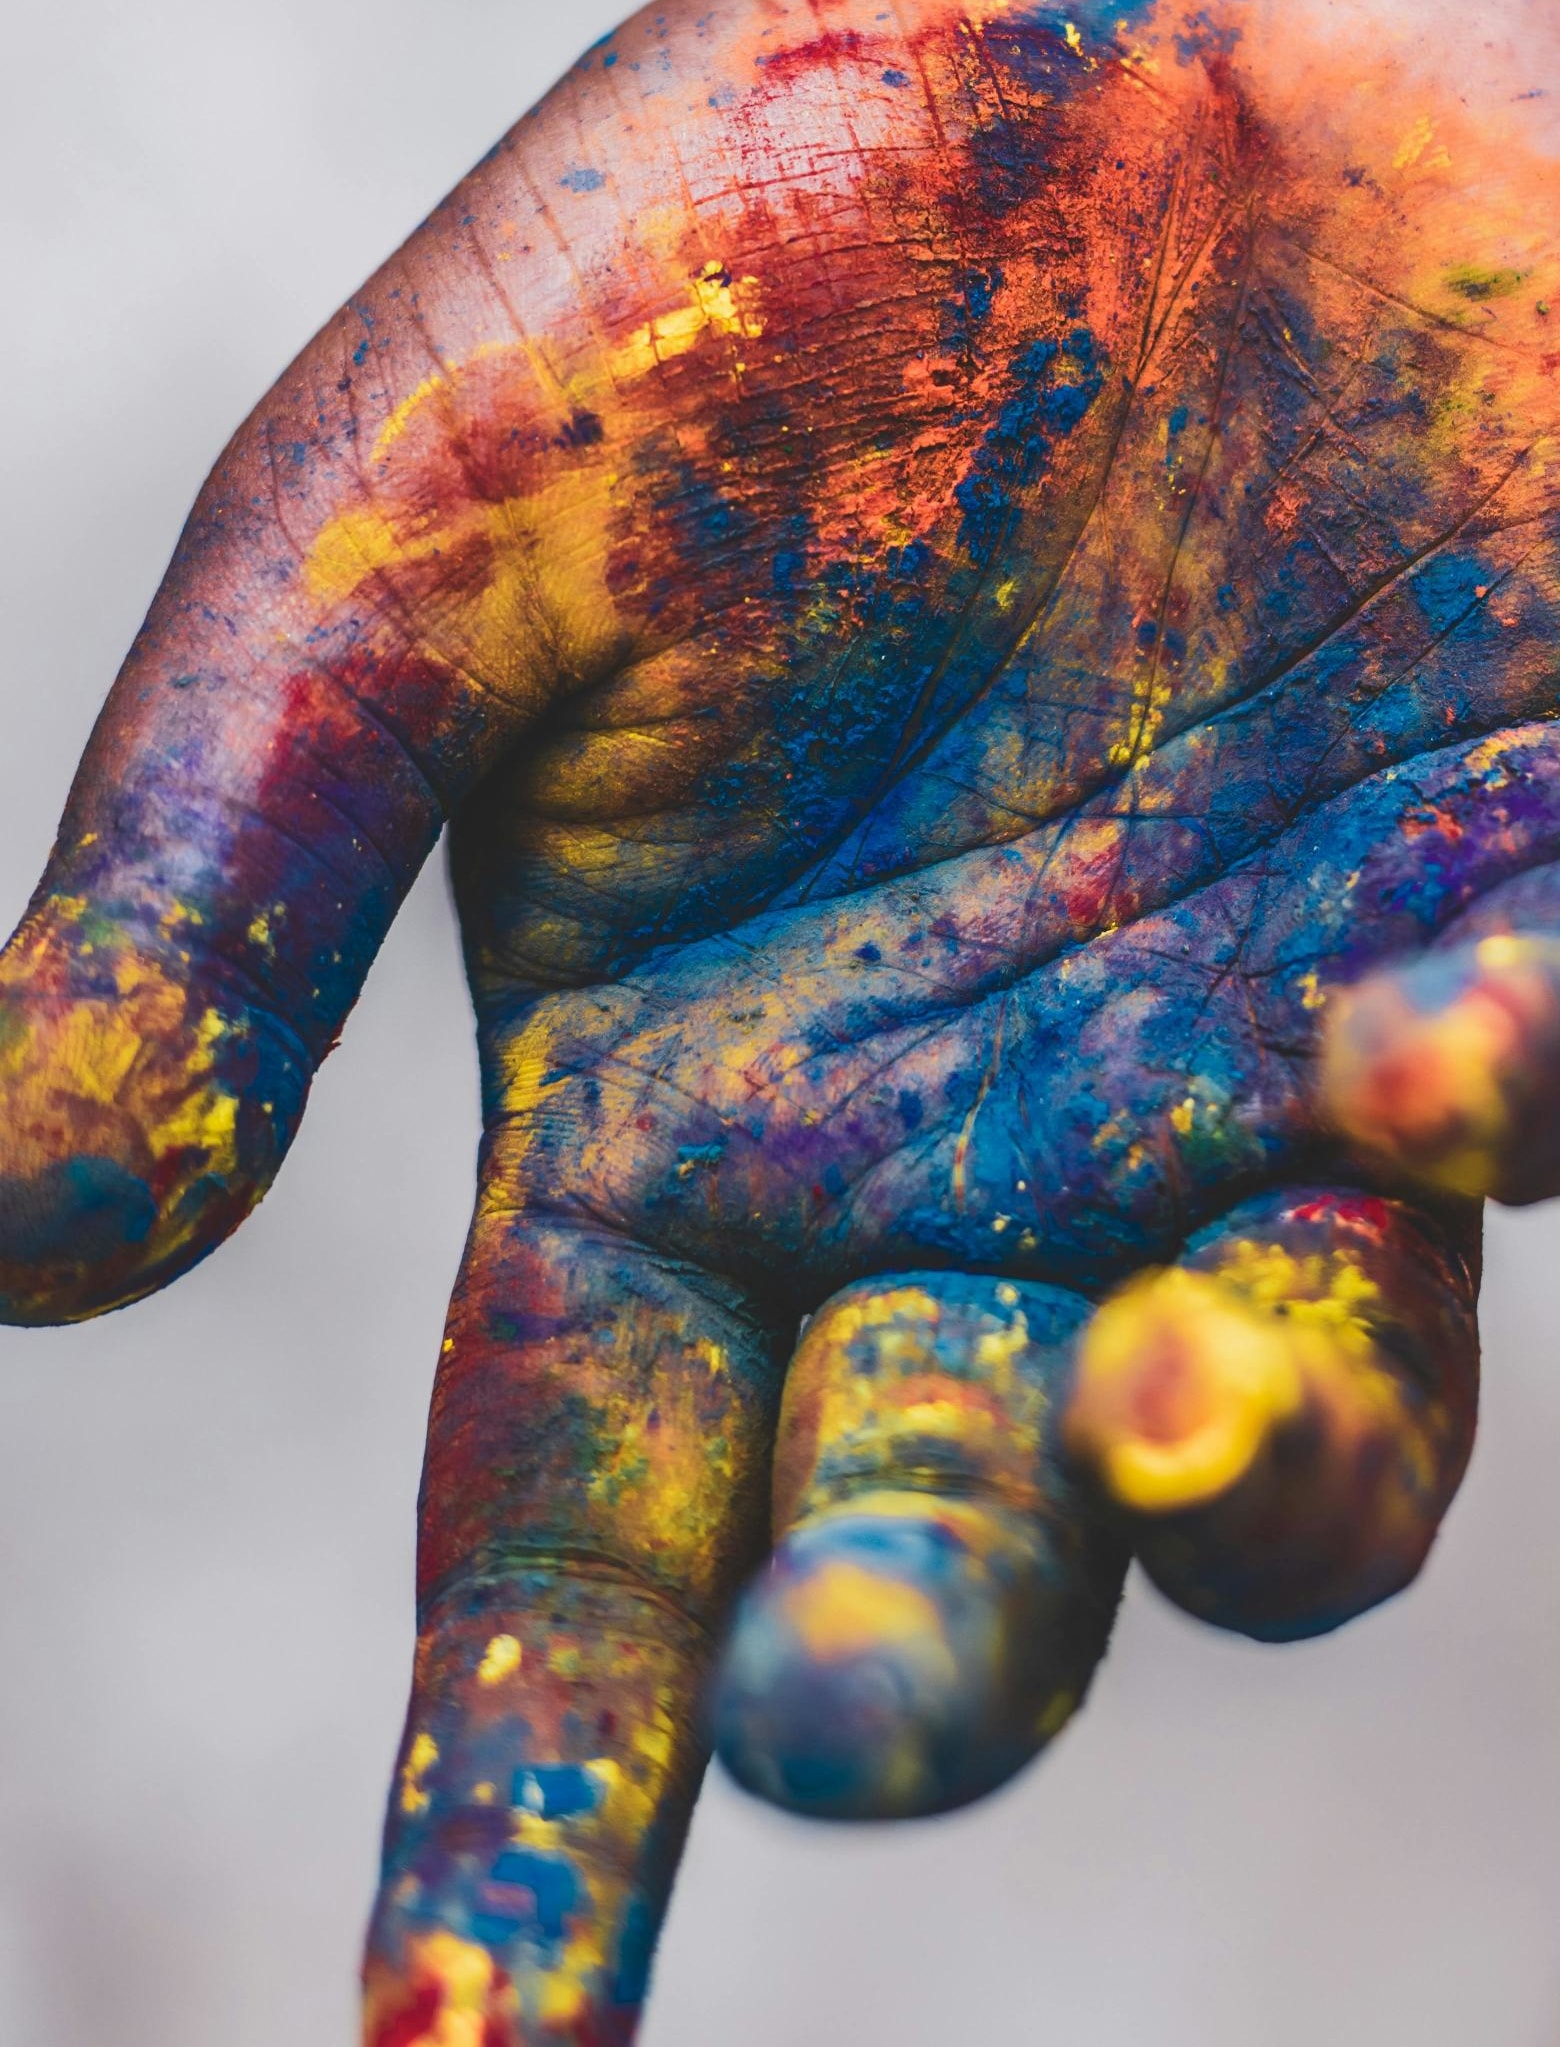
[2,0,1558,2038]
[714,1275,1127,1817]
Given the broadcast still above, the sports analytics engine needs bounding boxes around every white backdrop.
[2,5,1559,2042]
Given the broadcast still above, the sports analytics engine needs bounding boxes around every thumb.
[0,104,622,1325]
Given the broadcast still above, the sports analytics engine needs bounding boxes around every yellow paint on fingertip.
[389,1929,499,2046]
[783,1559,943,1661]
[1216,1240,1379,1353]
[399,1730,439,1815]
[1070,1269,1306,1514]
[1035,1688,1078,1740]
[974,1312,1029,1374]
[1296,968,1326,1012]
[477,1633,523,1685]
[245,904,284,953]
[1393,115,1450,173]
[633,1719,675,1771]
[1475,932,1528,972]
[537,1974,589,2028]
[1100,1407,1273,1511]
[302,505,410,606]
[372,371,448,458]
[612,260,765,382]
[144,1009,240,1164]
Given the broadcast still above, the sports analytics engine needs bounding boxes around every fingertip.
[1065,1266,1305,1517]
[1320,937,1560,1203]
[1065,1263,1366,1640]
[1067,1194,1478,1642]
[0,1119,282,1325]
[0,943,305,1322]
[710,1498,1091,1821]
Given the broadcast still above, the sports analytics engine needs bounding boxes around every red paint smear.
[754,28,867,82]
[1289,1192,1395,1235]
[371,1976,443,2047]
[482,1964,518,2047]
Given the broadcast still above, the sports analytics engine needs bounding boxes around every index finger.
[366,1209,783,2045]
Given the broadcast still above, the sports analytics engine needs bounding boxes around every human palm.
[3,0,1558,2038]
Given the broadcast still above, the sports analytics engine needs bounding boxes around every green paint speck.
[1444,264,1527,302]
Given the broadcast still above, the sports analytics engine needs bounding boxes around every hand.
[3,1,1558,2040]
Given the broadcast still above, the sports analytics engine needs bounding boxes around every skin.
[3,0,1559,2036]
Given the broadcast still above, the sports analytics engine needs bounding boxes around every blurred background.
[2,3,1559,2041]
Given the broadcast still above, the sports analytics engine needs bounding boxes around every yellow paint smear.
[477,1633,522,1685]
[611,260,765,383]
[399,1730,439,1816]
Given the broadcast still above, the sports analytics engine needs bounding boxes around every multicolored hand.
[3,0,1558,2037]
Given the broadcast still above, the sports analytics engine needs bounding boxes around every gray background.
[2,4,1558,2042]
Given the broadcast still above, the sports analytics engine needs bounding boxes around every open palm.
[3,0,1558,2039]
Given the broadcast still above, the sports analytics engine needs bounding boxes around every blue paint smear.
[487,1848,580,1938]
[954,330,1104,562]
[1174,7,1242,63]
[510,1763,603,1820]
[1413,548,1494,634]
[613,1895,657,2007]
[30,1157,158,1255]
